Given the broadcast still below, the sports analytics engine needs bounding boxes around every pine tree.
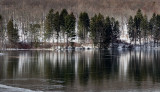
[90,14,98,46]
[0,15,4,49]
[96,13,105,48]
[134,9,143,45]
[78,12,90,43]
[110,17,120,45]
[155,14,160,47]
[149,13,157,47]
[7,19,19,44]
[44,9,54,40]
[60,9,68,43]
[90,14,105,48]
[64,13,76,48]
[53,11,60,49]
[30,23,41,48]
[103,16,112,48]
[140,15,149,47]
[128,16,135,44]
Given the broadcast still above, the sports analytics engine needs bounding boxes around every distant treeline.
[0,9,120,49]
[128,9,160,47]
[0,9,159,49]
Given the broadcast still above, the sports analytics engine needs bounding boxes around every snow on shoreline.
[2,45,160,51]
[0,84,42,92]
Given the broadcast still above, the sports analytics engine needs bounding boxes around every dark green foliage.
[90,14,115,48]
[140,15,149,45]
[78,12,90,43]
[7,19,19,44]
[65,13,76,47]
[149,13,157,35]
[149,13,158,46]
[128,9,147,45]
[44,9,54,40]
[134,9,143,29]
[53,12,60,38]
[90,14,97,45]
[0,15,3,39]
[127,9,160,47]
[111,17,120,44]
[60,9,68,43]
[103,16,112,47]
[53,11,60,48]
[30,23,41,47]
[150,14,157,38]
[128,16,135,43]
[152,14,160,46]
[134,9,143,45]
[53,12,60,34]
[90,14,105,47]
[60,9,68,32]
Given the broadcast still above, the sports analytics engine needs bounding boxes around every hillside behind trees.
[0,0,159,21]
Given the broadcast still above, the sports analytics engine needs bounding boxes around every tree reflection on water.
[0,50,160,91]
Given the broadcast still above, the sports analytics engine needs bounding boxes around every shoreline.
[0,46,160,51]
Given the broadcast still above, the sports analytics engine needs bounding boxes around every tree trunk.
[135,37,136,46]
[140,38,141,47]
[57,32,59,50]
[134,29,136,46]
[67,33,68,49]
[154,39,155,47]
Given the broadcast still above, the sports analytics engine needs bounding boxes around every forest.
[0,8,160,50]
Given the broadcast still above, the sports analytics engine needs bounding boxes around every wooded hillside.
[0,0,159,21]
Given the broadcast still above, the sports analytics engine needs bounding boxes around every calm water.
[0,50,160,92]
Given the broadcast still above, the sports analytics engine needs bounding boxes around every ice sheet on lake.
[0,84,42,92]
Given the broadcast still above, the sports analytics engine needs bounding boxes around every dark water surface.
[0,50,160,92]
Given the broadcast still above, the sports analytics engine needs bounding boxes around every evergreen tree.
[128,16,135,44]
[140,15,149,46]
[90,14,105,48]
[0,15,4,49]
[30,23,41,47]
[60,9,68,43]
[53,11,60,49]
[7,19,19,44]
[44,9,54,40]
[114,21,120,41]
[103,16,112,48]
[149,13,157,47]
[90,14,98,46]
[110,17,120,45]
[78,12,90,43]
[64,13,76,48]
[134,9,143,45]
[155,14,160,47]
[96,13,105,48]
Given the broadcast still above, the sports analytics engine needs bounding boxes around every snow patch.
[120,23,130,43]
[0,53,4,56]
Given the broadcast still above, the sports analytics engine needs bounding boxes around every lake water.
[0,50,160,92]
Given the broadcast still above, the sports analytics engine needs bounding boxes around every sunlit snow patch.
[120,23,130,43]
